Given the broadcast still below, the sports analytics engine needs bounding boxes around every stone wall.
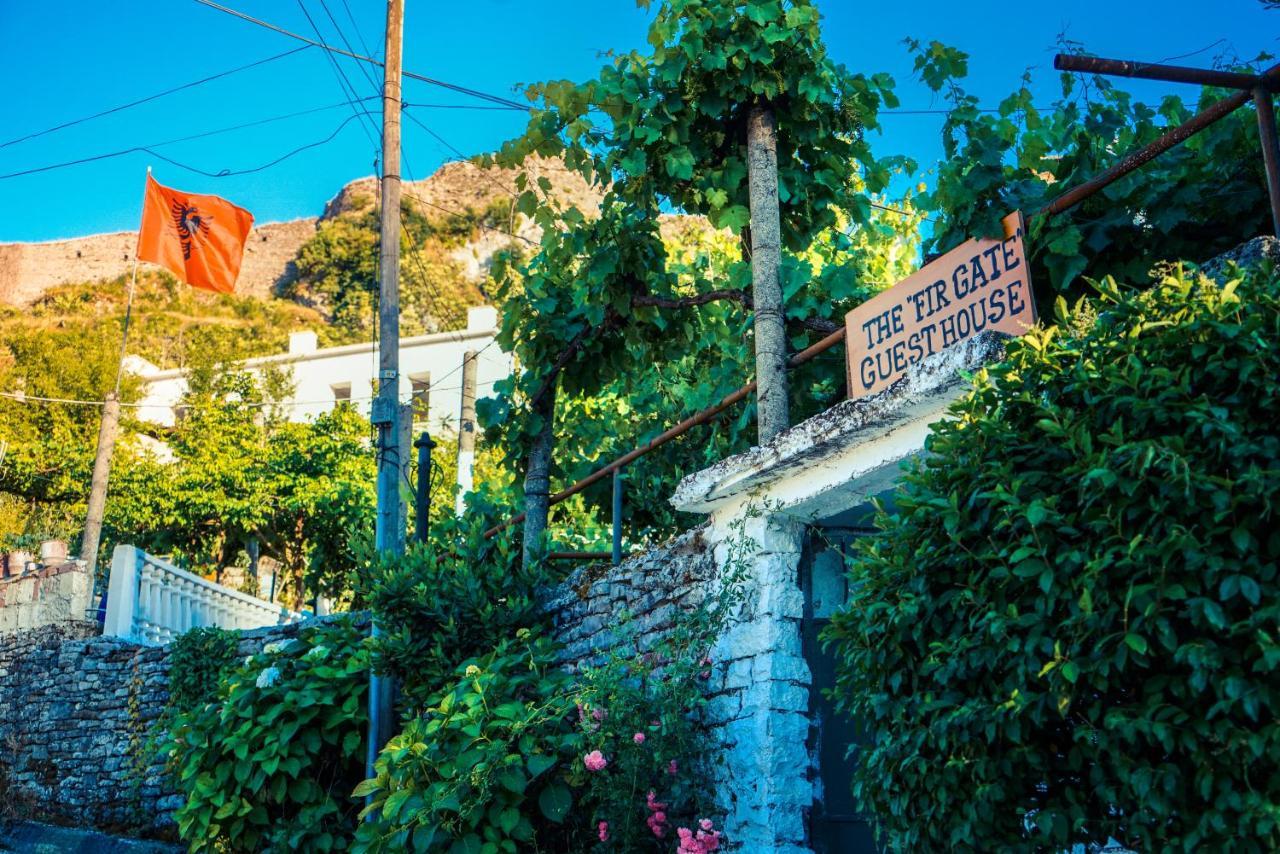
[0,618,334,838]
[543,521,813,852]
[0,219,317,305]
[0,562,93,634]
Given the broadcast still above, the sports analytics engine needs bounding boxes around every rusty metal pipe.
[1053,54,1263,91]
[483,325,849,539]
[1038,62,1280,219]
[1036,86,1253,218]
[1254,86,1280,237]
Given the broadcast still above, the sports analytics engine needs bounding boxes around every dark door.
[802,526,881,853]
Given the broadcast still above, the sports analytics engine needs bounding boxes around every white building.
[130,306,510,434]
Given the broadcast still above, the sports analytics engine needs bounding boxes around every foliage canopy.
[824,261,1280,852]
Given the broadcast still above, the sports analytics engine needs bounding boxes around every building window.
[409,373,431,422]
[332,383,352,406]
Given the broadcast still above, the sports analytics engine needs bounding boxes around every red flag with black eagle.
[136,174,254,294]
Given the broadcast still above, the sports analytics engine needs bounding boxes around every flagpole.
[81,166,150,578]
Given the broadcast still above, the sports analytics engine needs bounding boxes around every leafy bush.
[166,627,240,717]
[913,39,1274,296]
[824,263,1280,851]
[362,505,550,709]
[165,619,369,852]
[353,631,579,853]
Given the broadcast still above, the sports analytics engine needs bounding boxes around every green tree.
[478,0,921,543]
[823,261,1280,852]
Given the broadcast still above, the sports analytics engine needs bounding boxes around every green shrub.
[352,631,580,853]
[164,619,369,852]
[363,507,550,710]
[824,263,1280,851]
[166,626,240,717]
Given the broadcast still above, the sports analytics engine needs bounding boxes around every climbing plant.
[913,39,1275,300]
[478,0,922,542]
[823,261,1280,851]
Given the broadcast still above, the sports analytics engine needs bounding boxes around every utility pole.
[746,105,788,444]
[79,394,121,575]
[454,350,478,516]
[367,0,403,784]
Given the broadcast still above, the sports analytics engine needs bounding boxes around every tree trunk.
[746,104,788,443]
[522,380,557,570]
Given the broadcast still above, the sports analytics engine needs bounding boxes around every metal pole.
[367,0,403,786]
[82,168,149,577]
[611,468,623,566]
[1053,54,1262,91]
[415,431,435,543]
[79,394,121,575]
[1254,86,1280,238]
[454,350,478,516]
[483,327,848,539]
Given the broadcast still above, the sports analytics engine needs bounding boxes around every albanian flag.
[136,174,254,294]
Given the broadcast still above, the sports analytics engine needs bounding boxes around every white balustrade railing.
[103,544,300,645]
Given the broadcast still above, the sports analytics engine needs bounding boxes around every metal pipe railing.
[1053,54,1266,91]
[490,56,1280,551]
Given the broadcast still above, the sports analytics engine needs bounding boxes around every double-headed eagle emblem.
[170,200,213,260]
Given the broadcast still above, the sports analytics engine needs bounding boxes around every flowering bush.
[164,619,369,852]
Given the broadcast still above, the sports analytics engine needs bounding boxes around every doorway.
[801,522,881,853]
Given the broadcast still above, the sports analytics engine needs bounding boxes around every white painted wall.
[667,334,1005,851]
[131,306,510,435]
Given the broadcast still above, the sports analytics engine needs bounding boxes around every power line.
[0,109,374,181]
[295,0,381,152]
[0,46,312,150]
[318,0,382,98]
[191,0,532,111]
[402,108,520,200]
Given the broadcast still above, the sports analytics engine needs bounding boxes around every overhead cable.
[0,109,375,181]
[0,46,312,150]
[191,0,532,112]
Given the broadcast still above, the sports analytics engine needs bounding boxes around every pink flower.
[597,820,609,842]
[676,822,723,853]
[633,732,646,744]
[646,790,667,812]
[583,750,608,772]
[667,759,678,775]
[591,707,605,722]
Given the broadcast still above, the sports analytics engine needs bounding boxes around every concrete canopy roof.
[669,332,1008,522]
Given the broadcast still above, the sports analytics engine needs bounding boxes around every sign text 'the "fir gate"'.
[844,211,1037,399]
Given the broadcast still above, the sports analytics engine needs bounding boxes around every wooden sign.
[845,211,1036,400]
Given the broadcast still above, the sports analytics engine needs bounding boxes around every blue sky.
[0,0,1274,242]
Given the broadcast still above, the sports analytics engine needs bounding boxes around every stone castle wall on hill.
[0,219,317,305]
[0,618,334,838]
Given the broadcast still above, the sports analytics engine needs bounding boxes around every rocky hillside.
[0,156,602,307]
